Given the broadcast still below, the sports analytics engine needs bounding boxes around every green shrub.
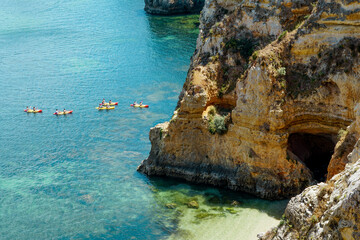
[251,50,259,61]
[209,115,227,134]
[211,54,219,62]
[279,80,286,88]
[279,219,285,226]
[310,215,318,224]
[277,67,286,76]
[278,30,288,41]
[295,21,303,29]
[218,84,228,98]
[337,129,348,139]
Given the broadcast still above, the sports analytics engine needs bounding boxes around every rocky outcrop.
[259,140,360,240]
[138,0,360,200]
[144,0,205,15]
[259,92,360,239]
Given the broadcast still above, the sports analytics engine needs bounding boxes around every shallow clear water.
[0,0,287,239]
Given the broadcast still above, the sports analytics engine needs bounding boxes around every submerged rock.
[225,207,237,214]
[165,203,178,209]
[187,200,199,209]
[144,0,205,15]
[195,211,219,219]
[230,200,241,206]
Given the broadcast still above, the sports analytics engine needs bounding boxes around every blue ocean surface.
[0,0,287,239]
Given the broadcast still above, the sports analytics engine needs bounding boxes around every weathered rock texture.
[138,0,360,200]
[259,139,360,240]
[144,0,205,15]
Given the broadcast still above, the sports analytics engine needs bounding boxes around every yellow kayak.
[25,109,43,113]
[54,110,73,115]
[96,106,115,110]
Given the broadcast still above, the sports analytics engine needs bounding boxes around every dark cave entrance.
[287,133,336,182]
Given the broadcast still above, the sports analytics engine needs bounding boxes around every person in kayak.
[133,101,137,106]
[63,108,66,114]
[109,100,112,105]
[55,109,59,114]
[139,101,143,106]
[33,107,36,111]
[102,99,105,105]
[26,106,29,111]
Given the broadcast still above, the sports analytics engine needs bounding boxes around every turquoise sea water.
[0,0,287,239]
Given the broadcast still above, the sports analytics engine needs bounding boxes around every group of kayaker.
[24,106,72,115]
[54,109,69,114]
[98,98,115,109]
[24,98,149,114]
[131,101,149,108]
[24,106,43,113]
[96,98,119,110]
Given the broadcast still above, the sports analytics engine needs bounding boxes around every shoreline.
[167,206,281,240]
[150,179,288,240]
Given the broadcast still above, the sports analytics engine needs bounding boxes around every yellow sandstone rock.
[138,0,360,202]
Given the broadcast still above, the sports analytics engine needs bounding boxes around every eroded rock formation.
[144,0,205,15]
[259,138,360,239]
[138,0,360,201]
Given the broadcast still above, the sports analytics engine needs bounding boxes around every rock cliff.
[259,139,360,239]
[144,0,205,15]
[138,0,360,202]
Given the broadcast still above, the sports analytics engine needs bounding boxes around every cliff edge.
[139,0,360,201]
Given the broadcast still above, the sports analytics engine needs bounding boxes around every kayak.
[25,109,42,113]
[130,104,149,108]
[103,102,118,106]
[96,106,115,110]
[54,110,73,115]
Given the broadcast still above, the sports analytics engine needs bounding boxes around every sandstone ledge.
[138,123,312,200]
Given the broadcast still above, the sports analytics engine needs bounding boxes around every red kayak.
[103,102,118,106]
[54,110,73,115]
[130,104,149,108]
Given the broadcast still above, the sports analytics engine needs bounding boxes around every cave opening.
[287,133,336,182]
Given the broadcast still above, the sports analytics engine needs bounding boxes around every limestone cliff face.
[138,0,360,200]
[144,0,205,15]
[259,139,360,240]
